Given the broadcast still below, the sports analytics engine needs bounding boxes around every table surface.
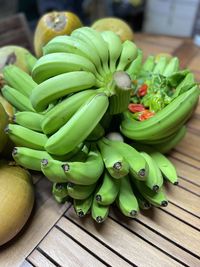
[0,20,200,267]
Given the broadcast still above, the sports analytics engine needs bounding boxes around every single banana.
[42,89,96,135]
[12,147,52,171]
[45,93,109,155]
[163,57,179,77]
[72,27,110,76]
[97,138,129,179]
[140,55,155,73]
[95,171,120,205]
[91,194,109,223]
[2,85,35,112]
[104,138,148,180]
[132,186,151,210]
[140,152,163,191]
[25,52,37,73]
[67,182,96,199]
[3,65,37,97]
[13,111,43,132]
[149,151,178,185]
[153,56,168,75]
[133,179,168,207]
[86,123,105,141]
[5,124,47,150]
[120,85,199,141]
[101,31,122,73]
[62,144,104,185]
[126,49,143,79]
[116,40,138,71]
[73,194,93,217]
[30,71,97,112]
[43,35,104,78]
[116,175,139,218]
[172,72,196,98]
[52,183,68,198]
[32,52,103,85]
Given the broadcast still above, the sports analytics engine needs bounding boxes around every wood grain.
[27,250,56,267]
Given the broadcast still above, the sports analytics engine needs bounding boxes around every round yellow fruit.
[0,162,34,246]
[91,17,134,42]
[34,11,83,57]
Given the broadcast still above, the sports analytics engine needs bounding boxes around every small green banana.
[173,72,196,98]
[73,194,93,217]
[163,57,179,77]
[67,182,96,199]
[91,194,109,223]
[116,175,139,217]
[126,49,143,79]
[141,55,155,73]
[13,111,43,132]
[95,171,120,205]
[5,124,47,150]
[153,56,168,75]
[52,182,68,198]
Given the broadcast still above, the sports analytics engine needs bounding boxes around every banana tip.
[12,147,18,156]
[77,210,85,217]
[62,163,70,172]
[96,216,103,223]
[153,185,159,192]
[130,210,137,217]
[95,194,102,202]
[41,158,49,166]
[161,201,168,207]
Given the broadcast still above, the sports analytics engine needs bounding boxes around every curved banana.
[52,183,68,199]
[73,194,93,217]
[67,182,96,199]
[95,171,120,205]
[45,93,109,155]
[30,71,97,112]
[97,138,129,179]
[42,89,96,135]
[62,144,104,185]
[13,111,43,132]
[120,85,199,141]
[132,186,151,210]
[86,123,105,141]
[32,52,103,85]
[12,147,52,171]
[153,56,168,75]
[3,65,37,97]
[126,49,143,79]
[140,152,163,191]
[91,194,109,223]
[149,151,178,185]
[140,55,155,73]
[116,40,138,71]
[2,85,35,112]
[101,31,122,73]
[116,175,139,218]
[5,124,47,150]
[163,57,179,77]
[43,35,104,78]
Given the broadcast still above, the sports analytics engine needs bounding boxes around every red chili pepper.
[139,110,155,121]
[138,84,148,97]
[128,103,145,113]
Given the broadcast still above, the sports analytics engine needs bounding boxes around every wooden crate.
[0,21,200,267]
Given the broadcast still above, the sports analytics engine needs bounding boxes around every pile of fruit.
[1,25,199,224]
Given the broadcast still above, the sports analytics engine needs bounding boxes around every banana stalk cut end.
[130,210,138,217]
[138,168,146,178]
[161,200,168,207]
[62,163,70,172]
[96,216,104,223]
[41,158,49,166]
[152,185,160,192]
[95,194,102,202]
[12,147,18,156]
[77,210,85,217]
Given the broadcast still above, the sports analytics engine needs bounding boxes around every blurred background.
[0,0,199,37]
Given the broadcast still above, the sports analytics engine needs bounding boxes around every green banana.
[45,93,109,155]
[25,52,37,73]
[163,57,179,77]
[141,55,155,73]
[2,85,35,112]
[52,182,68,198]
[172,72,196,98]
[86,123,105,141]
[95,171,120,205]
[97,138,129,179]
[13,111,43,132]
[5,124,47,150]
[140,152,163,191]
[153,56,168,75]
[42,89,96,135]
[131,186,151,210]
[149,151,178,184]
[30,71,97,112]
[32,52,103,85]
[116,175,139,218]
[101,30,122,73]
[73,194,93,217]
[104,138,148,180]
[116,40,138,71]
[62,144,104,185]
[67,182,96,199]
[91,194,109,223]
[43,35,105,77]
[133,179,168,207]
[126,49,143,79]
[12,147,52,171]
[3,65,37,97]
[120,85,199,141]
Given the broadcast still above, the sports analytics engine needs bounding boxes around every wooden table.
[0,19,200,267]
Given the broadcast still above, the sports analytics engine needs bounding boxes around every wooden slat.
[188,51,200,71]
[187,115,200,132]
[169,150,200,170]
[0,178,70,267]
[56,217,132,267]
[38,227,105,267]
[28,250,56,267]
[178,178,200,196]
[65,208,183,267]
[194,100,200,116]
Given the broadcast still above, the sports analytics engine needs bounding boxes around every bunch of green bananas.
[1,26,198,223]
[121,52,200,153]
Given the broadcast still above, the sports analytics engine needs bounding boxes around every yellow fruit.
[0,94,15,120]
[0,162,34,246]
[34,11,83,57]
[0,45,35,74]
[91,17,134,42]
